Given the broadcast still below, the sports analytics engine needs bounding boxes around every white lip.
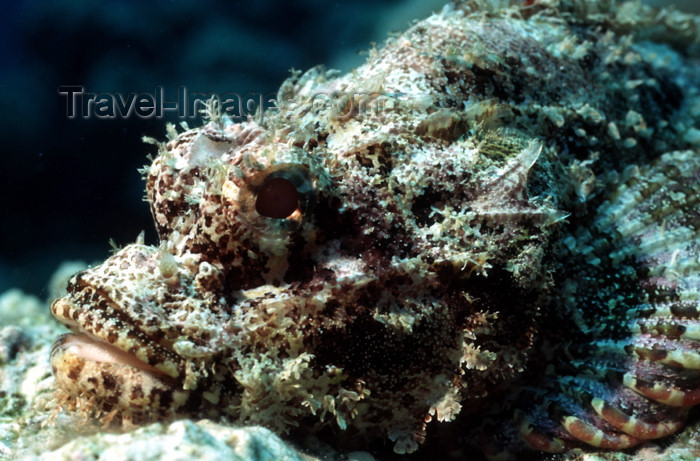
[54,333,171,377]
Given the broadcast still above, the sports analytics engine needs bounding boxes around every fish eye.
[255,177,300,219]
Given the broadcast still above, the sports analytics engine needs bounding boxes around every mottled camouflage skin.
[51,1,699,459]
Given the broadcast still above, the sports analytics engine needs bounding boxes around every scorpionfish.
[50,1,700,459]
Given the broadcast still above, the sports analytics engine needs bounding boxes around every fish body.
[51,1,700,459]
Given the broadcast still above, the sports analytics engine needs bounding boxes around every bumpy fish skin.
[50,1,699,459]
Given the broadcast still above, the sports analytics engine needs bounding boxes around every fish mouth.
[50,291,184,380]
[49,289,196,423]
